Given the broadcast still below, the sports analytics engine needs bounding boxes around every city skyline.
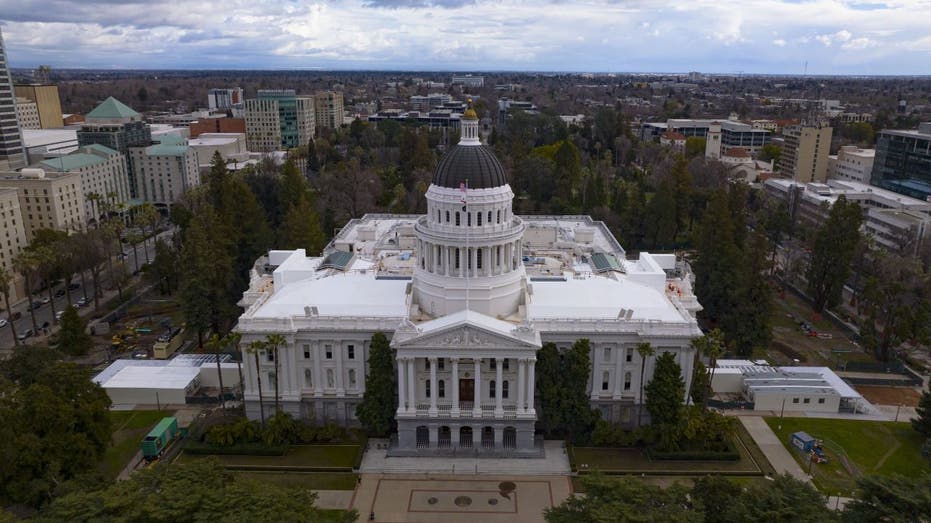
[0,0,930,75]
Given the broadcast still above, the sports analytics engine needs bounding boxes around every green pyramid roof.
[86,97,140,119]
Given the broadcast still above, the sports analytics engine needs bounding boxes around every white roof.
[99,365,199,391]
[252,271,408,319]
[530,275,687,322]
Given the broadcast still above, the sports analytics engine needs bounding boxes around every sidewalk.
[739,416,810,483]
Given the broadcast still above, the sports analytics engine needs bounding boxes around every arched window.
[349,369,356,387]
[455,248,460,269]
[477,212,482,226]
[497,210,501,223]
[503,380,509,399]
[488,211,492,224]
[425,379,431,398]
[489,380,496,398]
[304,368,312,388]
[477,248,483,269]
[624,372,631,390]
[438,379,445,398]
[446,210,450,222]
[467,212,471,226]
[455,211,460,226]
[268,371,277,391]
[602,371,610,391]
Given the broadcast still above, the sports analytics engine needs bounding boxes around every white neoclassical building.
[236,107,703,456]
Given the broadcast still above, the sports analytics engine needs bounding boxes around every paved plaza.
[351,474,573,523]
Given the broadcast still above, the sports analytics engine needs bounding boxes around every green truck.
[141,417,179,461]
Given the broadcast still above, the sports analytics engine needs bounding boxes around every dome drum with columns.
[234,100,703,458]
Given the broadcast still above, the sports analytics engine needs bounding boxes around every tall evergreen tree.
[723,231,774,357]
[692,189,740,324]
[807,195,862,311]
[57,306,93,357]
[563,339,597,442]
[913,380,931,437]
[280,194,326,254]
[535,342,562,434]
[645,351,685,428]
[356,332,397,436]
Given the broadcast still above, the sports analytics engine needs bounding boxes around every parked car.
[27,301,42,311]
[54,289,66,298]
[39,297,50,305]
[0,318,7,328]
[55,310,65,320]
[17,329,34,341]
[68,282,81,291]
[76,297,89,307]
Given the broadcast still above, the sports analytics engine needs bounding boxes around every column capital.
[428,356,437,362]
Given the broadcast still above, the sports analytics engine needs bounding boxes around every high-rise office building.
[77,97,152,198]
[207,88,244,112]
[0,28,26,171]
[870,123,931,201]
[13,84,63,129]
[778,124,833,183]
[14,97,40,130]
[314,91,344,129]
[244,90,315,152]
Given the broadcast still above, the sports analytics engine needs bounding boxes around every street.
[0,231,169,351]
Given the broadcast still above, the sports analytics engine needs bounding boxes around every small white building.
[828,146,875,184]
[93,354,239,407]
[712,360,862,414]
[187,132,249,170]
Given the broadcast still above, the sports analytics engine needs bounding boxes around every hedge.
[183,442,287,456]
[647,445,739,461]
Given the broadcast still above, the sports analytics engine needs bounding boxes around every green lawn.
[765,417,931,495]
[100,409,172,479]
[178,444,361,469]
[232,470,359,490]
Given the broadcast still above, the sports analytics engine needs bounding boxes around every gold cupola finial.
[462,98,478,120]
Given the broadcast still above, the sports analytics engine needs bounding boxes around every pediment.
[391,311,541,349]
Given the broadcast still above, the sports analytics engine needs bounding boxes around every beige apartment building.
[38,144,130,223]
[0,168,85,240]
[14,97,40,130]
[314,91,344,129]
[0,187,27,301]
[129,142,200,207]
[14,84,63,129]
[778,124,833,183]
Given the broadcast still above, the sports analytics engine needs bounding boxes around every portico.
[390,310,541,456]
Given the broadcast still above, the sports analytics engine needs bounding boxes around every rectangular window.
[502,358,509,371]
[325,345,332,359]
[438,358,445,370]
[604,347,611,361]
[502,380,509,399]
[265,351,274,362]
[303,344,311,359]
[489,380,496,398]
[803,398,811,404]
[792,398,799,404]
[626,349,633,362]
[347,345,355,360]
[817,398,825,404]
[624,372,631,390]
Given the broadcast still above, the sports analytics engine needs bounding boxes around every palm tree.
[246,340,268,427]
[13,250,40,335]
[0,266,19,345]
[699,329,725,406]
[206,334,227,410]
[265,333,286,415]
[636,341,656,427]
[136,203,160,264]
[225,332,244,401]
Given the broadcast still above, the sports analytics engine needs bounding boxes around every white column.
[613,346,623,399]
[495,358,504,417]
[486,247,493,277]
[335,342,345,397]
[590,344,601,400]
[526,359,536,415]
[407,357,416,413]
[434,244,440,273]
[517,358,526,414]
[473,358,482,416]
[313,342,323,397]
[451,358,460,416]
[397,358,407,413]
[429,357,438,416]
[444,246,450,276]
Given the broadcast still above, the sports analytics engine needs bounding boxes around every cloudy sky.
[1,0,930,74]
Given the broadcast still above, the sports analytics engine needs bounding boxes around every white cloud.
[0,0,928,73]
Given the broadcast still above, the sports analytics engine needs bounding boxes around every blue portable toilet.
[790,431,816,452]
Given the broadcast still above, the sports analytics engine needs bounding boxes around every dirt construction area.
[855,386,922,407]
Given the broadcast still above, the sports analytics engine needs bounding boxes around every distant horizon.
[3,0,931,76]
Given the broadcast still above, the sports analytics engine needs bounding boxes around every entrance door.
[459,378,474,405]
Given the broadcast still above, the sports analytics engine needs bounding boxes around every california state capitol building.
[236,106,703,456]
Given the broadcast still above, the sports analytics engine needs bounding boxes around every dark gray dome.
[432,145,507,189]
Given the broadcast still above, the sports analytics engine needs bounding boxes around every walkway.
[739,416,810,483]
[360,439,570,475]
[313,490,354,510]
[352,473,573,523]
